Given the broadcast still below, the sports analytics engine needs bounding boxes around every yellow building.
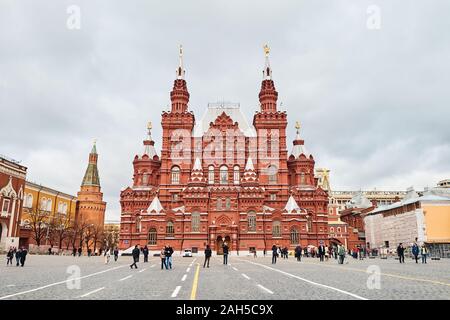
[20,181,77,250]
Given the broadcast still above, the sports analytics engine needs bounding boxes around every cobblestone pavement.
[0,254,448,300]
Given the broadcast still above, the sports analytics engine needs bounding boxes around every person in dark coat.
[318,244,326,262]
[15,248,22,266]
[77,247,82,257]
[271,245,278,264]
[222,243,229,265]
[412,243,420,263]
[72,247,77,257]
[203,245,212,268]
[130,245,140,269]
[113,247,119,262]
[295,245,302,262]
[142,245,149,263]
[397,243,405,263]
[6,248,14,266]
[165,245,173,269]
[20,247,28,267]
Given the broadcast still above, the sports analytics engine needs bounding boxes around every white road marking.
[257,284,274,294]
[186,267,190,272]
[242,260,368,300]
[241,273,250,280]
[78,287,105,298]
[171,286,182,298]
[0,265,127,300]
[138,268,147,273]
[6,285,15,287]
[119,275,133,281]
[232,267,238,271]
[181,274,187,282]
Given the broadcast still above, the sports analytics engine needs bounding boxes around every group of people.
[5,247,28,267]
[397,242,428,264]
[160,245,174,269]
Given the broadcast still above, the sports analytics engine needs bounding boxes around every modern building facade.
[119,47,329,253]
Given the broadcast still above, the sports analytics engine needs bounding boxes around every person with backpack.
[412,242,420,263]
[203,245,212,268]
[130,245,140,269]
[20,247,28,267]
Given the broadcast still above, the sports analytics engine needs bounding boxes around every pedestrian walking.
[222,243,229,265]
[130,245,140,269]
[420,245,428,264]
[87,248,92,257]
[325,246,329,261]
[77,247,82,257]
[114,247,119,262]
[271,244,278,264]
[203,245,212,268]
[72,247,77,257]
[15,248,22,266]
[160,247,167,269]
[397,243,405,263]
[104,251,110,264]
[253,249,257,258]
[338,244,346,264]
[295,245,302,262]
[358,246,364,260]
[6,248,14,266]
[165,245,173,269]
[318,244,325,262]
[143,245,149,263]
[20,247,28,267]
[412,242,420,263]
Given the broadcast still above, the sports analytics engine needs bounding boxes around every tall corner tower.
[77,141,106,229]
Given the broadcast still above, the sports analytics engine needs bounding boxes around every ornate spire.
[82,141,100,187]
[176,45,185,80]
[259,44,278,113]
[290,121,310,159]
[143,121,157,158]
[170,45,190,113]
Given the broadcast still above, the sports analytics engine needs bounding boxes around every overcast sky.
[1,0,449,221]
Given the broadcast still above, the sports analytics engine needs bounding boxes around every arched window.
[268,165,278,184]
[272,221,281,237]
[233,166,240,184]
[26,194,33,208]
[62,203,67,214]
[290,227,299,245]
[191,212,200,232]
[148,228,157,245]
[40,197,47,211]
[247,211,256,232]
[225,197,231,210]
[220,165,228,185]
[171,166,180,184]
[217,198,222,211]
[337,227,341,233]
[330,227,334,233]
[208,166,215,184]
[142,172,149,185]
[166,221,174,237]
[46,199,52,212]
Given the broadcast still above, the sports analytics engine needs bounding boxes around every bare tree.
[50,212,73,250]
[27,209,49,247]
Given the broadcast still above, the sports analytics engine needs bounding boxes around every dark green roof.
[82,163,100,186]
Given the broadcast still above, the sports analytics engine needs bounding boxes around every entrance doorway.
[216,235,231,255]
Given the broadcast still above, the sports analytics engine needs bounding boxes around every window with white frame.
[208,166,214,184]
[171,166,180,184]
[290,227,299,244]
[233,166,240,184]
[166,221,174,237]
[220,165,228,185]
[2,199,10,213]
[148,228,157,245]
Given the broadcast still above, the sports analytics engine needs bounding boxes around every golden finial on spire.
[147,121,152,130]
[179,44,183,57]
[263,44,270,57]
[295,121,301,130]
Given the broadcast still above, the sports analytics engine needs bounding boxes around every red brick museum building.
[119,47,329,253]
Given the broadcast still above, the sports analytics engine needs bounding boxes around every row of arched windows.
[145,221,301,245]
[170,164,279,184]
[24,194,69,214]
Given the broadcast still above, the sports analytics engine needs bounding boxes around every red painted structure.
[119,48,329,253]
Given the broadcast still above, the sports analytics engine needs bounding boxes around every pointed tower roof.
[142,121,158,158]
[290,121,311,159]
[170,45,190,113]
[241,157,259,185]
[284,195,302,214]
[259,44,278,113]
[147,195,164,213]
[81,141,100,187]
[188,157,206,186]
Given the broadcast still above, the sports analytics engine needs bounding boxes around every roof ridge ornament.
[263,44,272,80]
[176,44,185,80]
